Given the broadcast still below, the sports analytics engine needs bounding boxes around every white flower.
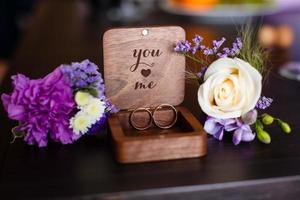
[75,91,93,107]
[198,57,262,119]
[70,111,93,135]
[83,98,106,121]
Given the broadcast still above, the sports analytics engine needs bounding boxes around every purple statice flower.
[107,103,119,113]
[204,117,237,140]
[232,119,255,145]
[192,35,203,46]
[204,116,255,145]
[256,96,273,110]
[60,59,105,97]
[87,113,108,135]
[212,37,226,53]
[174,41,191,53]
[1,68,80,147]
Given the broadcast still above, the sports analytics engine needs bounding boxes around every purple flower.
[212,37,226,53]
[236,37,243,49]
[87,113,108,135]
[230,37,242,56]
[217,47,231,58]
[191,47,197,55]
[203,48,214,56]
[232,119,255,145]
[204,117,237,140]
[1,68,80,147]
[60,59,105,97]
[217,38,243,58]
[196,66,208,79]
[204,116,255,145]
[174,41,191,53]
[192,35,203,45]
[200,45,206,50]
[256,96,273,110]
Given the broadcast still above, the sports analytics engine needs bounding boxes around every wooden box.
[103,26,207,163]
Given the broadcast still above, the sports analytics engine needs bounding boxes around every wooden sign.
[103,26,207,163]
[103,26,185,110]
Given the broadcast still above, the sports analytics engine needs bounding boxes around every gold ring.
[152,104,177,129]
[129,108,153,131]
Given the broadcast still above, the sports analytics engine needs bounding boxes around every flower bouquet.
[1,60,116,147]
[174,29,291,145]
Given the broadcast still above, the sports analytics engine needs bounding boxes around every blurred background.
[1,0,300,85]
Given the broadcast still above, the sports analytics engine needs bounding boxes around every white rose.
[198,57,262,119]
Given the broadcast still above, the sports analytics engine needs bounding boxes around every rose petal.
[198,57,262,119]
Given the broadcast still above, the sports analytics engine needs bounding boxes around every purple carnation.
[1,68,80,147]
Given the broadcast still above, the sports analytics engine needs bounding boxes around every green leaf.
[80,87,99,97]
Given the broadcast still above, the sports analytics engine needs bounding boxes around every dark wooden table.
[1,1,300,199]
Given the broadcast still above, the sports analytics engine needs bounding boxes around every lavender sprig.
[217,37,243,58]
[174,40,191,53]
[256,96,273,110]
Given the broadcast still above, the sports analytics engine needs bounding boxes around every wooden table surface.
[1,1,300,199]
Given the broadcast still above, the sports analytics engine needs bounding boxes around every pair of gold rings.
[129,104,178,131]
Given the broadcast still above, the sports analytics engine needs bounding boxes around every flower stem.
[184,53,208,66]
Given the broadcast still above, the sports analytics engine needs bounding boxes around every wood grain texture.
[103,26,186,110]
[108,106,207,163]
[104,26,206,163]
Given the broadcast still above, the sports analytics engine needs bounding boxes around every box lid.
[103,26,185,110]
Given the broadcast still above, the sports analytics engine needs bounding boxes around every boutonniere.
[1,60,117,147]
[174,28,291,145]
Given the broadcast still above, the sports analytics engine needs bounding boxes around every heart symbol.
[141,69,151,77]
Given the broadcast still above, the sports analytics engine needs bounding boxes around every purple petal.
[7,104,26,121]
[204,118,225,140]
[241,126,255,142]
[204,117,218,133]
[233,125,255,145]
[223,118,238,131]
[213,127,224,140]
[233,129,243,145]
[1,94,11,111]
